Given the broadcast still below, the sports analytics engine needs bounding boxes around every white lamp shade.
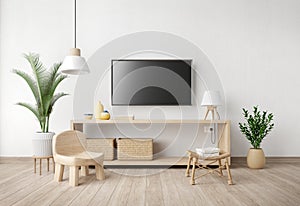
[201,90,222,106]
[61,55,90,75]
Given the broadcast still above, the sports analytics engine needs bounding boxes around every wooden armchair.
[53,130,105,186]
[185,150,233,185]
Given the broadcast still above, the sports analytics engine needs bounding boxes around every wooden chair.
[53,130,105,186]
[185,150,233,185]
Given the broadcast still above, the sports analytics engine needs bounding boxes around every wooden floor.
[0,157,300,206]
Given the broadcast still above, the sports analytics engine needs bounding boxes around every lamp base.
[204,106,220,120]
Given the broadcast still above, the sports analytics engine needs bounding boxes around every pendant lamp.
[61,0,90,75]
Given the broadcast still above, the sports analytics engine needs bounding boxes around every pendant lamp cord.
[74,0,77,48]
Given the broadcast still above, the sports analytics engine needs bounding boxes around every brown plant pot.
[247,148,266,169]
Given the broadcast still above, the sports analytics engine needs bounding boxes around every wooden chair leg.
[81,166,89,176]
[52,158,55,173]
[54,164,64,182]
[95,164,105,180]
[47,158,50,172]
[69,166,79,186]
[225,158,233,185]
[39,159,42,175]
[185,156,192,177]
[33,158,36,173]
[190,158,197,185]
[218,159,223,176]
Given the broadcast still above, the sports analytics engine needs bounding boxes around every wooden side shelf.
[104,157,188,166]
[71,119,229,125]
[71,119,231,166]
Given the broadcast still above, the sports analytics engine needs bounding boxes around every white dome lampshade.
[201,90,222,106]
[201,90,222,120]
[61,48,90,75]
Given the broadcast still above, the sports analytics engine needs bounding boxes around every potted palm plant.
[13,53,68,156]
[239,106,274,169]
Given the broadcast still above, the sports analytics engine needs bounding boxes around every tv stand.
[71,119,231,166]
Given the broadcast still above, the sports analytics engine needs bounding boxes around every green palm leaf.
[16,102,41,122]
[14,53,68,132]
[24,53,46,115]
[42,62,68,117]
[44,62,63,96]
[12,69,39,102]
[48,92,68,114]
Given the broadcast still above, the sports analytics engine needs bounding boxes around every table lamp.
[201,90,222,120]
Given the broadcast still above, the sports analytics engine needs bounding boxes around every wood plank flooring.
[0,157,299,206]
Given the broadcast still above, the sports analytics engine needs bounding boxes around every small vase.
[95,101,104,119]
[247,148,266,169]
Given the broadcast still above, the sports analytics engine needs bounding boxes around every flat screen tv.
[111,59,192,105]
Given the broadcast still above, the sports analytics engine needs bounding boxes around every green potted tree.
[13,53,68,156]
[239,106,274,169]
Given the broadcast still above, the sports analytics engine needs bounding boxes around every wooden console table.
[71,119,230,166]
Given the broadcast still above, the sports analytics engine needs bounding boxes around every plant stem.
[45,116,49,133]
[41,120,45,133]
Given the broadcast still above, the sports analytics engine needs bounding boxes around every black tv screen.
[111,59,192,105]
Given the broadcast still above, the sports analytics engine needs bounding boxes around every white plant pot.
[32,132,55,156]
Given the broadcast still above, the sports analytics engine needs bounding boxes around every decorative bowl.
[84,114,93,120]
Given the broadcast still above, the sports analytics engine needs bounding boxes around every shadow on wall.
[73,31,225,119]
[72,31,226,157]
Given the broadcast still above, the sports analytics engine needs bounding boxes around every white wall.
[1,0,300,156]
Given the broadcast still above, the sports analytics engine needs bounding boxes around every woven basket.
[87,138,115,160]
[117,138,153,160]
